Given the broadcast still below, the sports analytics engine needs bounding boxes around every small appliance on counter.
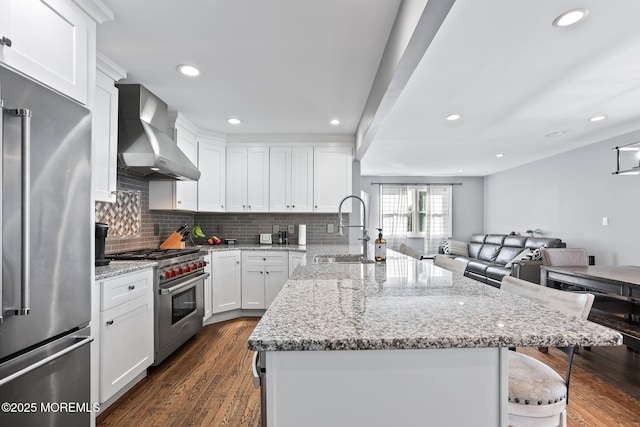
[224,238,238,245]
[95,222,110,266]
[260,233,272,245]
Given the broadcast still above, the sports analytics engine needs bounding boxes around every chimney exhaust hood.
[116,84,201,181]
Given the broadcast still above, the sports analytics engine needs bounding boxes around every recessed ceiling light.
[227,118,242,125]
[496,153,505,158]
[446,114,461,121]
[330,119,341,125]
[457,169,464,173]
[589,115,606,122]
[545,130,567,137]
[150,167,160,171]
[177,64,200,77]
[553,8,589,27]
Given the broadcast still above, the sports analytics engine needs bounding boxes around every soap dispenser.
[375,228,387,262]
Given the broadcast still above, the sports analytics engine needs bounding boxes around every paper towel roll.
[298,224,306,246]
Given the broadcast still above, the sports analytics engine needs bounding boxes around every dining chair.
[433,254,468,275]
[501,276,595,427]
[541,248,588,268]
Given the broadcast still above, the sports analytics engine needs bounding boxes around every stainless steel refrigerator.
[0,65,92,426]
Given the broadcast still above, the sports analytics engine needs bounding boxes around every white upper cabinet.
[149,113,199,211]
[226,146,269,212]
[270,147,313,213]
[93,54,126,203]
[313,146,353,212]
[173,117,198,211]
[0,0,95,104]
[197,139,226,212]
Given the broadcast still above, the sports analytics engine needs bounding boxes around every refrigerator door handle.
[4,108,32,316]
[0,335,92,387]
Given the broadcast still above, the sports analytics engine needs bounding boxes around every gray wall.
[361,176,485,245]
[484,130,640,265]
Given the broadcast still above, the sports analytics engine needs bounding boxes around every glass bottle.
[375,228,387,262]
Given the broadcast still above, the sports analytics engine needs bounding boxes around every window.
[380,185,452,253]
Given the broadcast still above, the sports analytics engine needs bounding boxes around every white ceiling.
[97,0,640,177]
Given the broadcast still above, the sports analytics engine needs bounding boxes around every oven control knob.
[178,267,184,275]
[186,265,192,272]
[198,262,204,268]
[192,263,199,270]
[165,271,172,279]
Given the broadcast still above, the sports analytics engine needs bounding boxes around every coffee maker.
[95,222,110,266]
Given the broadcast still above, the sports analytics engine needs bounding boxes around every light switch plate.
[327,224,334,233]
[288,224,295,234]
[602,217,609,226]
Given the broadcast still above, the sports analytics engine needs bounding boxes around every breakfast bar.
[248,250,622,427]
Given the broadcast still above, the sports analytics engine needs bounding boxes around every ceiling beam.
[355,0,456,160]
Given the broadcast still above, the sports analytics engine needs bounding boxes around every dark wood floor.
[98,317,640,427]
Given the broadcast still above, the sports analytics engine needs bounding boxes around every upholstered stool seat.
[509,352,566,405]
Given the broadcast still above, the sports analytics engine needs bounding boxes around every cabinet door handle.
[292,205,295,208]
[266,271,270,274]
[0,37,12,47]
[236,261,240,264]
[263,258,266,261]
[260,271,263,274]
[315,205,318,208]
[128,285,135,290]
[221,204,224,208]
[177,200,182,204]
[248,205,251,209]
[106,320,114,326]
[286,205,290,208]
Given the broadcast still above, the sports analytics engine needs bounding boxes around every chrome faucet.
[337,195,370,261]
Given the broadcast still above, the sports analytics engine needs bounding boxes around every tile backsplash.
[98,171,349,253]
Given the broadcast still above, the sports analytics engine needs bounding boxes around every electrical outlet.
[327,223,334,233]
[154,224,160,236]
[602,217,609,226]
[272,224,280,233]
[288,224,295,234]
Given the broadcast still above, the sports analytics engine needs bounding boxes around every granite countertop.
[95,261,157,280]
[198,244,308,253]
[248,250,623,352]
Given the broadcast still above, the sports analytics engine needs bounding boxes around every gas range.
[106,247,207,286]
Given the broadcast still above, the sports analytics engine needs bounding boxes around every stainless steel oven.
[156,272,205,364]
[107,248,209,365]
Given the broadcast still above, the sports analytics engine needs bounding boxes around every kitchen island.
[248,250,622,427]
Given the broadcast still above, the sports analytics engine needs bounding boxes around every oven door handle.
[160,273,210,295]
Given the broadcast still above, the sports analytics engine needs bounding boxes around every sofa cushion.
[503,235,528,248]
[478,244,502,263]
[486,265,511,281]
[485,234,506,246]
[468,234,487,258]
[495,245,527,265]
[504,248,532,268]
[466,259,494,275]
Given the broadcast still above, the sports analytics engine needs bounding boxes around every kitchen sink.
[312,254,375,264]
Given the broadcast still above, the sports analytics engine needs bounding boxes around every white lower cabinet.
[98,269,154,404]
[242,251,288,309]
[211,250,242,313]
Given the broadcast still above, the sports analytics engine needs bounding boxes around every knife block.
[160,232,186,249]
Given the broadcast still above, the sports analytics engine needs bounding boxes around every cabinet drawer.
[242,251,288,265]
[101,270,152,311]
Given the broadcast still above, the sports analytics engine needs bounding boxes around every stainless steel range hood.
[116,84,201,181]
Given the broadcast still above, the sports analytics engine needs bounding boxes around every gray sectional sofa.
[448,234,564,287]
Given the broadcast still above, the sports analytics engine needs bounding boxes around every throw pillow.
[522,246,546,262]
[505,248,532,268]
[442,240,451,254]
[448,240,469,257]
